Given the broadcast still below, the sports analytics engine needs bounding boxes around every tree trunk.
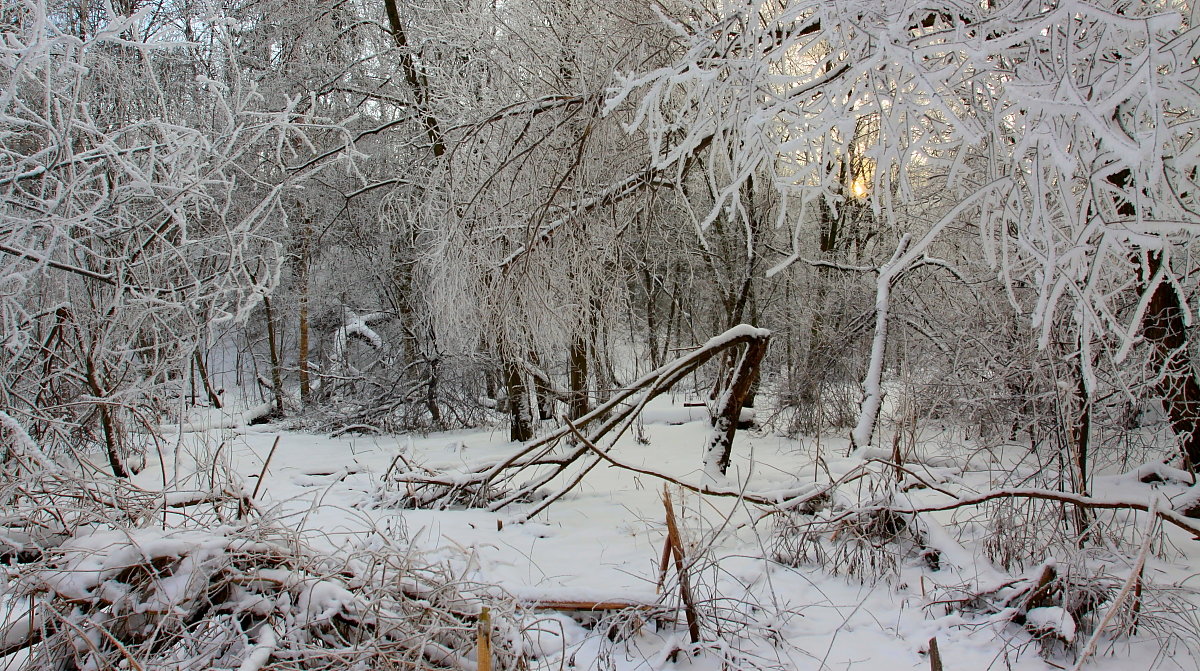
[1069,346,1094,540]
[84,354,129,478]
[425,354,444,427]
[505,361,534,442]
[298,294,310,405]
[529,350,554,421]
[1142,252,1200,469]
[704,332,770,476]
[263,296,286,416]
[296,230,311,405]
[568,333,589,421]
[851,237,912,450]
[383,0,445,158]
[1106,170,1200,469]
[194,349,222,409]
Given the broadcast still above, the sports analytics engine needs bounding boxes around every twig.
[526,599,655,611]
[251,436,280,501]
[892,486,1200,538]
[564,419,809,506]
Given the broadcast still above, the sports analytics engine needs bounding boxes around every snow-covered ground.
[134,396,1200,671]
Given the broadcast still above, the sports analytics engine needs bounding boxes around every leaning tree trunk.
[851,236,912,450]
[704,332,770,476]
[193,349,222,409]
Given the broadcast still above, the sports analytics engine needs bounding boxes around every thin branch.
[893,487,1200,538]
[0,243,116,286]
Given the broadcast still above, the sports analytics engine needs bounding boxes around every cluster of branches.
[4,0,1200,520]
[0,428,523,671]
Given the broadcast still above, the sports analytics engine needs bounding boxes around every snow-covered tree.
[0,0,357,472]
[606,0,1200,470]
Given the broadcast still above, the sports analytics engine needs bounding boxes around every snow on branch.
[0,411,59,473]
[388,325,772,515]
[611,0,1200,358]
[892,486,1200,539]
[331,310,390,361]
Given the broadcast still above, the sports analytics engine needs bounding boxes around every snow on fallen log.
[158,401,275,434]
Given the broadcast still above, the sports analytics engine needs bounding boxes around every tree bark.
[1142,252,1200,469]
[504,361,534,442]
[1068,345,1094,540]
[1104,171,1200,468]
[704,333,770,476]
[84,354,128,478]
[296,224,312,406]
[851,237,912,450]
[568,333,589,421]
[529,350,554,421]
[640,268,661,369]
[383,0,445,157]
[262,296,286,416]
[194,349,222,409]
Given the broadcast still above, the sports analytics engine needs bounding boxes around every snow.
[1026,606,1076,643]
[0,411,59,472]
[101,395,1200,671]
[237,624,277,671]
[37,527,229,602]
[331,310,388,362]
[158,401,274,434]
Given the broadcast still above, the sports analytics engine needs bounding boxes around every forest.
[3,0,1200,669]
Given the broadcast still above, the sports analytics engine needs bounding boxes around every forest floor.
[136,396,1200,671]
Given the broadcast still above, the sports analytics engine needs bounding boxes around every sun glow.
[851,175,870,199]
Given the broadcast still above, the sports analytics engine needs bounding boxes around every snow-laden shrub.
[770,470,936,583]
[0,475,523,671]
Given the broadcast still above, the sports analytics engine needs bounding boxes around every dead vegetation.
[0,463,525,671]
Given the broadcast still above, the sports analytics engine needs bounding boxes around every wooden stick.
[477,607,492,671]
[657,533,672,595]
[928,636,943,671]
[662,486,701,645]
[1071,507,1158,671]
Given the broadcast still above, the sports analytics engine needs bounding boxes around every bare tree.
[0,0,358,472]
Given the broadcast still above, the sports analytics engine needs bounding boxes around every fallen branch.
[662,487,701,645]
[893,487,1200,538]
[524,599,657,613]
[565,420,815,506]
[1071,505,1158,670]
[388,326,772,512]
